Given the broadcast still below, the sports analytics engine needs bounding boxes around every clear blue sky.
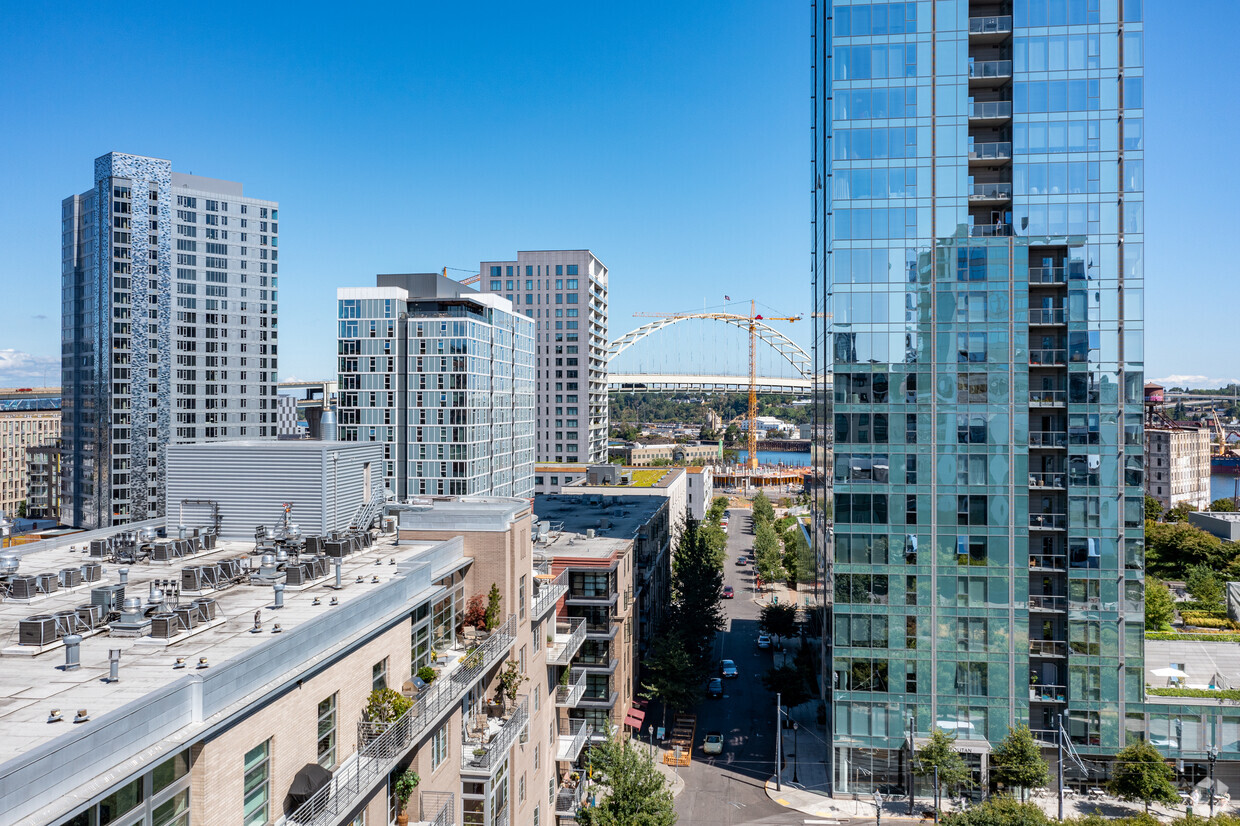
[0,2,1232,387]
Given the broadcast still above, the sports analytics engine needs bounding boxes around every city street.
[672,507,828,825]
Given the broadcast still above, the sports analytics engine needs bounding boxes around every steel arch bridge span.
[608,313,813,379]
[608,373,812,394]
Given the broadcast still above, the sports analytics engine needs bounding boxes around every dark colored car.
[720,659,739,678]
[708,677,724,697]
[722,585,735,599]
[735,556,748,566]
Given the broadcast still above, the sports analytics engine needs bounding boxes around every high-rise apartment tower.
[62,153,280,528]
[336,273,535,499]
[813,0,1146,793]
[476,251,609,463]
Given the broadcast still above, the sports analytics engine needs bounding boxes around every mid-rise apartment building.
[0,390,61,519]
[813,0,1146,793]
[1142,384,1212,512]
[475,251,609,464]
[62,152,280,528]
[336,273,535,500]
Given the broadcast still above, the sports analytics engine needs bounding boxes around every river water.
[1211,473,1240,503]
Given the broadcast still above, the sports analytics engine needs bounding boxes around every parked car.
[720,659,739,678]
[721,585,735,599]
[757,634,772,649]
[735,556,748,566]
[702,731,724,755]
[708,677,724,697]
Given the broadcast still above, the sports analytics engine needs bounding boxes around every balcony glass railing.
[1028,472,1066,488]
[1028,266,1069,284]
[969,141,1012,161]
[1029,308,1067,324]
[1028,390,1066,405]
[968,100,1013,119]
[969,60,1013,79]
[969,182,1012,199]
[1029,553,1067,570]
[1029,349,1066,365]
[1030,684,1068,703]
[1029,594,1068,611]
[969,223,1013,237]
[969,15,1013,34]
[1029,513,1068,530]
[1029,431,1067,448]
[1030,639,1067,657]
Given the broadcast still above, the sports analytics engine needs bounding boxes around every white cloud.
[0,349,59,387]
[1151,374,1240,389]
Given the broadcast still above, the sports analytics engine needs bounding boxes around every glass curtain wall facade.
[813,0,1144,795]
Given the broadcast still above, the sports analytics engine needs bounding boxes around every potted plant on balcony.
[416,666,437,686]
[362,688,413,743]
[393,768,420,826]
[498,659,529,715]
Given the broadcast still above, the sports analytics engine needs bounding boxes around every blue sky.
[0,2,1233,387]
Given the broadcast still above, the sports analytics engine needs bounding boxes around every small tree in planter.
[364,688,413,730]
[498,659,529,714]
[416,666,437,685]
[393,768,420,826]
[463,594,487,631]
[484,583,503,631]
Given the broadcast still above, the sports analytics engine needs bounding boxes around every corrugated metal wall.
[164,442,384,539]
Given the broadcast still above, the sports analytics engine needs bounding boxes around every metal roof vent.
[0,553,19,576]
[63,635,82,671]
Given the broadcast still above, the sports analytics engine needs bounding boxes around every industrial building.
[475,251,610,465]
[335,273,535,500]
[61,153,280,529]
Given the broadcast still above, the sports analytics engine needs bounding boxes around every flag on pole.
[724,295,731,301]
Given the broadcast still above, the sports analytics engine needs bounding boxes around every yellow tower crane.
[633,301,800,470]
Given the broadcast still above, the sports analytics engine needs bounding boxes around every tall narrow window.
[317,694,338,768]
[243,741,271,826]
[373,658,388,691]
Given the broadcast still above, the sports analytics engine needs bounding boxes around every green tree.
[1108,739,1179,814]
[698,521,728,568]
[761,664,813,710]
[915,728,974,806]
[670,518,725,680]
[940,797,1051,826]
[752,491,776,526]
[1166,502,1198,523]
[484,583,502,631]
[1145,519,1226,578]
[990,726,1050,801]
[1144,579,1176,631]
[759,602,799,645]
[1144,494,1164,522]
[1186,563,1226,611]
[1211,498,1238,512]
[754,521,785,587]
[782,528,809,588]
[640,632,700,730]
[577,739,677,826]
[16,500,27,519]
[724,423,740,445]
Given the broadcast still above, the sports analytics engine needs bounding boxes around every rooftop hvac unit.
[192,597,218,622]
[55,610,87,636]
[181,566,205,591]
[35,573,59,595]
[324,540,347,558]
[218,558,243,581]
[109,597,151,637]
[59,568,83,589]
[149,613,181,639]
[284,563,310,586]
[308,555,330,579]
[174,605,198,630]
[177,538,194,556]
[91,584,125,614]
[76,604,104,628]
[305,535,323,555]
[80,562,102,583]
[202,532,216,550]
[151,541,177,562]
[89,539,111,558]
[9,575,38,600]
[19,615,58,645]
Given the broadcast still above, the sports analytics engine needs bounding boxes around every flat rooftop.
[533,494,665,559]
[0,527,462,766]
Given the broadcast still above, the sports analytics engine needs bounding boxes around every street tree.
[1144,579,1175,631]
[1144,519,1227,578]
[577,739,676,826]
[990,726,1049,801]
[1108,740,1179,814]
[761,664,813,710]
[782,528,810,588]
[754,521,785,587]
[752,491,776,526]
[670,518,725,680]
[1144,494,1164,522]
[1211,497,1237,513]
[1186,563,1226,612]
[640,632,699,730]
[759,603,799,645]
[915,728,974,806]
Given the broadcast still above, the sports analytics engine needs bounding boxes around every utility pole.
[908,713,916,816]
[776,692,783,791]
[1057,712,1065,822]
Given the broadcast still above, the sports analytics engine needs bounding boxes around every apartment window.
[243,741,271,826]
[432,723,448,769]
[373,658,388,691]
[519,574,527,619]
[317,694,338,768]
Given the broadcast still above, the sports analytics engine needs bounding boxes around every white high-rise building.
[476,250,609,463]
[62,152,280,528]
[336,273,535,499]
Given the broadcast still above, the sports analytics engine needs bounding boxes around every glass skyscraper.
[813,0,1145,794]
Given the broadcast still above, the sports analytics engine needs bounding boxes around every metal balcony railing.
[1029,308,1067,324]
[1029,266,1069,284]
[280,616,516,826]
[1029,390,1066,405]
[1028,472,1066,488]
[555,780,587,817]
[969,15,1013,34]
[970,60,1013,79]
[969,223,1012,237]
[1029,553,1067,571]
[565,590,618,606]
[1029,513,1068,530]
[1029,431,1067,448]
[463,695,529,773]
[1030,639,1067,657]
[969,141,1012,161]
[1031,729,1060,746]
[1029,594,1068,612]
[547,616,587,666]
[969,182,1012,199]
[1029,348,1066,365]
[1030,684,1067,703]
[556,668,587,707]
[557,718,591,762]
[968,100,1013,119]
[419,791,454,826]
[531,572,567,620]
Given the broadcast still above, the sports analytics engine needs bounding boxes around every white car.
[702,731,724,755]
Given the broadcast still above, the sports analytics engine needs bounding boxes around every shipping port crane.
[633,301,801,469]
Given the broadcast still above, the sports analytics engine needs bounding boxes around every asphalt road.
[672,507,803,825]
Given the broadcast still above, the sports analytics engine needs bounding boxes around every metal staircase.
[350,486,385,532]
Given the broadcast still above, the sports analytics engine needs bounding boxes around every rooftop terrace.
[533,494,666,560]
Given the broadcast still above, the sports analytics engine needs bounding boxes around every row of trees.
[610,391,812,429]
[750,491,814,589]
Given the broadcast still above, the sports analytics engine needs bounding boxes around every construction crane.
[634,301,801,469]
[444,266,481,286]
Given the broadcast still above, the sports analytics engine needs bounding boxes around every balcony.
[1029,594,1068,612]
[969,59,1013,86]
[968,100,1013,121]
[531,572,567,620]
[565,589,618,607]
[1030,639,1067,657]
[557,718,591,762]
[1029,389,1066,406]
[968,141,1012,165]
[556,668,587,708]
[1029,431,1067,449]
[1029,513,1068,530]
[1029,349,1066,366]
[969,223,1013,237]
[968,182,1012,203]
[418,792,454,826]
[1028,472,1066,489]
[1029,308,1067,325]
[969,15,1013,39]
[463,694,529,775]
[546,616,587,666]
[1029,266,1069,285]
[555,779,587,819]
[1029,553,1067,571]
[579,690,619,709]
[1030,684,1068,703]
[283,616,516,826]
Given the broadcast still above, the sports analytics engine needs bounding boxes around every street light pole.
[776,692,783,791]
[793,721,800,783]
[1057,712,1065,822]
[1209,745,1220,818]
[874,791,883,826]
[908,712,916,816]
